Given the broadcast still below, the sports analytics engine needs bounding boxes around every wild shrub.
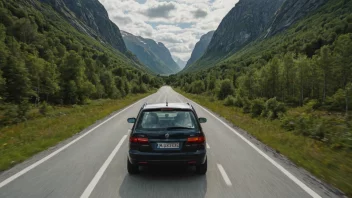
[17,100,30,121]
[280,115,296,131]
[242,97,251,114]
[303,99,321,112]
[39,102,53,115]
[1,101,31,125]
[2,104,19,125]
[294,114,315,136]
[261,97,286,119]
[224,96,236,106]
[325,89,350,111]
[250,98,265,117]
[233,95,243,107]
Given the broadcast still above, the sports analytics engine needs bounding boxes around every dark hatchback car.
[127,102,208,174]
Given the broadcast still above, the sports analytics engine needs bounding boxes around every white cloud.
[99,0,239,61]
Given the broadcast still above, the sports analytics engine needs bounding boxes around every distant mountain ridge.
[39,0,127,53]
[185,31,214,68]
[174,57,187,69]
[121,31,180,74]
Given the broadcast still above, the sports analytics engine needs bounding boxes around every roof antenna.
[166,97,168,107]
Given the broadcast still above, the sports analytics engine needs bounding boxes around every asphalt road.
[0,86,343,198]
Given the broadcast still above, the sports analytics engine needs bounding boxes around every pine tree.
[3,56,33,103]
[60,51,87,104]
[296,55,310,106]
[334,34,352,88]
[316,46,333,103]
[281,53,295,101]
[26,55,44,105]
[42,62,60,101]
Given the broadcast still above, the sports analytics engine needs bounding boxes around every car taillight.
[187,136,205,143]
[130,137,149,144]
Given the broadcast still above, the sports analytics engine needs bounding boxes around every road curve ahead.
[0,86,342,198]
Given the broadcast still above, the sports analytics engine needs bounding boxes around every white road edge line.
[175,92,321,198]
[217,164,232,186]
[0,94,153,189]
[80,135,127,198]
[206,143,210,149]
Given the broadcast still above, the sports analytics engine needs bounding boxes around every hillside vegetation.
[170,0,352,195]
[177,89,351,196]
[0,0,163,126]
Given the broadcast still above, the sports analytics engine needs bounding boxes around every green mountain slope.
[0,0,161,111]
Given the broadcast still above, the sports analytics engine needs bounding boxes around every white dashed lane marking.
[217,164,232,186]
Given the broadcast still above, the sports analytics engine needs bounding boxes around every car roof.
[143,103,193,110]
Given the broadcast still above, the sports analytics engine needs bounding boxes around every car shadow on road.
[119,165,207,198]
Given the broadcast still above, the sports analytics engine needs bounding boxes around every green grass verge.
[0,92,154,172]
[176,89,351,196]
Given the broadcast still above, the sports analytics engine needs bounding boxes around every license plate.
[157,142,179,149]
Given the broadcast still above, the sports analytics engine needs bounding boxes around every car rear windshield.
[135,109,199,131]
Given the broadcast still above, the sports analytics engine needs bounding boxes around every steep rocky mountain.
[39,0,127,53]
[174,57,187,69]
[184,0,332,72]
[185,31,214,68]
[183,0,284,72]
[205,0,284,57]
[265,0,329,37]
[121,31,181,74]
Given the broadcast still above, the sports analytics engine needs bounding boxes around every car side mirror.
[127,118,136,123]
[199,117,207,123]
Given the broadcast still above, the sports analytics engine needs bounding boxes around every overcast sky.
[98,0,239,61]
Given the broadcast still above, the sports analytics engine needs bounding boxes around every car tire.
[127,158,139,174]
[196,159,207,175]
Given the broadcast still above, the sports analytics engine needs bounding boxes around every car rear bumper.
[128,150,206,165]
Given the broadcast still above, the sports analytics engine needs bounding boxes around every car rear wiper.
[166,127,193,130]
